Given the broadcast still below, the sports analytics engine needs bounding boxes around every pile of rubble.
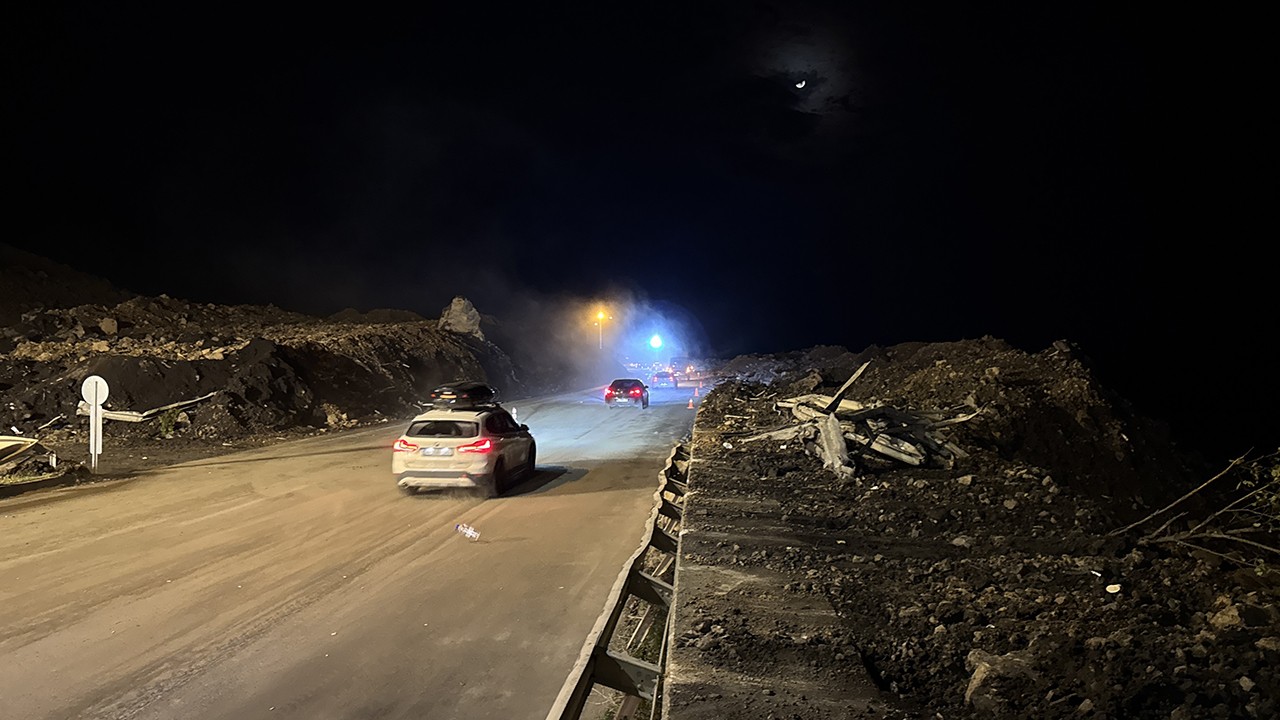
[1,247,527,482]
[670,337,1279,719]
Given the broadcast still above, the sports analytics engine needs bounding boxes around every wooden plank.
[822,361,871,414]
[778,394,867,415]
[845,431,924,465]
[871,434,924,465]
[817,413,855,477]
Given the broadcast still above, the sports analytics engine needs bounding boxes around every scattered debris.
[0,435,59,482]
[747,370,978,478]
[74,391,220,423]
[670,337,1275,720]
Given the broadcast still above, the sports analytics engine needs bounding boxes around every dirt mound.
[1,257,527,476]
[672,339,1280,719]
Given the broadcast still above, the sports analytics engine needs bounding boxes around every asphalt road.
[0,387,698,720]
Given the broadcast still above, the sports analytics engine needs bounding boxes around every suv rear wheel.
[524,443,537,480]
[484,459,506,498]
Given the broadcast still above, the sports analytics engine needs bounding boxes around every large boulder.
[438,297,484,340]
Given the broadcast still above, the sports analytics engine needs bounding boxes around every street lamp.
[595,310,608,350]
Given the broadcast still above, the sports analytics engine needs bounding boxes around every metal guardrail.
[545,443,689,720]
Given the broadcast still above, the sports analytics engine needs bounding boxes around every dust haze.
[474,284,711,398]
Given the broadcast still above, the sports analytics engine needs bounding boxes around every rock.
[965,648,1037,714]
[438,297,485,340]
[1210,605,1243,630]
[323,403,349,428]
[99,317,118,335]
[1237,604,1275,627]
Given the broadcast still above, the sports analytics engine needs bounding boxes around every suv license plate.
[421,447,454,456]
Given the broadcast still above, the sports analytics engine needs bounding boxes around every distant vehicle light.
[393,438,419,452]
[458,438,494,454]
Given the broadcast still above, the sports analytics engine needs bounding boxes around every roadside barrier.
[545,443,689,720]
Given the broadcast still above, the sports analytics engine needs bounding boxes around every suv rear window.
[484,411,522,434]
[406,420,479,438]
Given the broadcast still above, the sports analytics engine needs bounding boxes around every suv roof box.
[428,381,499,409]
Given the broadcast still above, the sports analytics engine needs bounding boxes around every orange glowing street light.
[594,310,610,349]
[591,307,611,348]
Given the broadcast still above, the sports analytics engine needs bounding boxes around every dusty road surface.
[0,387,697,720]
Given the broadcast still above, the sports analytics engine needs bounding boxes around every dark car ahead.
[604,378,649,409]
[650,371,678,388]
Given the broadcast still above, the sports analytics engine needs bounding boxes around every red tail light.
[630,388,642,396]
[605,389,615,397]
[393,438,418,452]
[458,438,494,454]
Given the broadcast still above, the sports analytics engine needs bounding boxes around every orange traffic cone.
[694,386,700,397]
[687,398,695,409]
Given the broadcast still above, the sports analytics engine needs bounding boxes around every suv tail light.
[630,388,643,396]
[393,438,419,452]
[458,438,494,454]
[605,389,615,397]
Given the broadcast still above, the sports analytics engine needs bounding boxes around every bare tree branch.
[1110,454,1250,537]
[1140,511,1188,543]
[1184,482,1274,537]
[1151,533,1280,557]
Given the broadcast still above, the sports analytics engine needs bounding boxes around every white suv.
[391,404,536,498]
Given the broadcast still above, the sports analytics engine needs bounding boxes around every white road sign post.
[80,375,109,472]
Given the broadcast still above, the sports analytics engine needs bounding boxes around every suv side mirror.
[519,424,529,431]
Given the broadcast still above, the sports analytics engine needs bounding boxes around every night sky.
[5,3,1271,459]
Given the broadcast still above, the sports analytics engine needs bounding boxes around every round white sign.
[81,375,110,405]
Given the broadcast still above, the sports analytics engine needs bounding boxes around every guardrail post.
[592,647,661,700]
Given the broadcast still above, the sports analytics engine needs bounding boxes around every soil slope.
[669,342,1278,719]
[1,247,525,478]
